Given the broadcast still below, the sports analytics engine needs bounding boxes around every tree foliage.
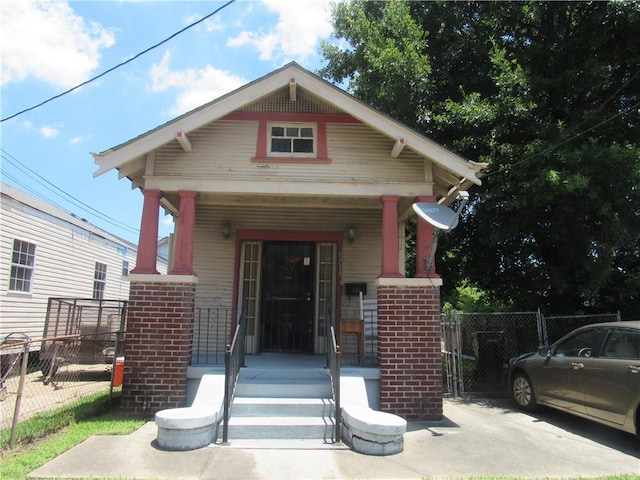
[321,1,640,317]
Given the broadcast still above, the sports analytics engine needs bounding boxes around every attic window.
[269,123,315,158]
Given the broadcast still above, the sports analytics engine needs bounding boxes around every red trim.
[230,230,344,339]
[130,189,161,275]
[317,121,328,159]
[252,157,331,164]
[379,195,403,278]
[414,195,440,278]
[222,112,360,123]
[223,112,358,165]
[170,191,197,276]
[255,120,268,158]
[236,230,343,242]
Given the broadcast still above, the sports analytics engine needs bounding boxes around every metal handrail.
[326,308,341,443]
[222,300,247,443]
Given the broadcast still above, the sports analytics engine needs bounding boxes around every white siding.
[193,204,382,312]
[0,188,161,344]
[153,120,426,185]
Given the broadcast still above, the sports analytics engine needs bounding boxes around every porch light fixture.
[221,221,232,239]
[346,225,356,243]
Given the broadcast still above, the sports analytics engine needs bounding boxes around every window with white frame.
[122,260,129,277]
[269,123,316,157]
[8,239,36,293]
[93,262,107,299]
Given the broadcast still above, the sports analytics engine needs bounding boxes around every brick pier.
[120,277,196,417]
[377,280,443,420]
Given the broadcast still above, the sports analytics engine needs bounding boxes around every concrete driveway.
[30,397,639,479]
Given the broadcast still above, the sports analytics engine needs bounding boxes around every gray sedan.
[509,321,640,437]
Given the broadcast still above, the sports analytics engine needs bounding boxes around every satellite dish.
[412,203,460,231]
[412,191,470,273]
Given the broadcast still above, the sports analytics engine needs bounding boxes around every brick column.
[121,278,196,417]
[377,280,443,420]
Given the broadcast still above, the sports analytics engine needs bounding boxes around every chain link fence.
[1,298,126,447]
[442,310,621,397]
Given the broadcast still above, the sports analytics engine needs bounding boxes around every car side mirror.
[538,346,552,357]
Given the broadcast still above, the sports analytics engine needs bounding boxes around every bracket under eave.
[176,131,192,152]
[391,138,406,158]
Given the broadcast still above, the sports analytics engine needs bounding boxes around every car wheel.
[512,371,539,412]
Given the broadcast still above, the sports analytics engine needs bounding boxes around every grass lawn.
[0,392,144,480]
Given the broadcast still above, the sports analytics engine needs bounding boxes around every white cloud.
[0,0,115,89]
[228,0,334,61]
[149,51,246,116]
[40,125,59,138]
[204,16,224,32]
[70,135,87,145]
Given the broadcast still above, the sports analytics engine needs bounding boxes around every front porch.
[186,352,381,410]
[190,304,380,369]
[123,277,444,421]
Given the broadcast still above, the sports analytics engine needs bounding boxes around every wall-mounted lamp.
[346,225,356,243]
[221,221,232,240]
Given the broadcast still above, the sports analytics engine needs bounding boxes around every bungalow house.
[92,62,486,421]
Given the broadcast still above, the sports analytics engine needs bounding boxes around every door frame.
[232,230,343,355]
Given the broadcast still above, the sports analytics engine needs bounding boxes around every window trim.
[8,239,37,294]
[267,122,317,158]
[122,260,130,278]
[93,262,108,300]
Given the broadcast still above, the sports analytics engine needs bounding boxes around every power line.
[1,148,140,236]
[1,0,237,123]
[485,97,640,180]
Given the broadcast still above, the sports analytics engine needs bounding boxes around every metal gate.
[442,310,621,396]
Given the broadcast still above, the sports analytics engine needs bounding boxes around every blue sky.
[1,0,339,244]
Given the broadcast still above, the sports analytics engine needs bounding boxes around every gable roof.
[92,62,486,191]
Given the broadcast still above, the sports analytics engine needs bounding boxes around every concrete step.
[235,381,332,398]
[225,415,337,440]
[226,366,338,442]
[232,397,334,417]
[220,438,349,450]
[236,368,332,398]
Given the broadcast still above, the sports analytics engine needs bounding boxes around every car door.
[583,327,640,425]
[534,327,602,414]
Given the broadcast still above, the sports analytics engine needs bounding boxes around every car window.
[554,328,600,357]
[602,328,640,359]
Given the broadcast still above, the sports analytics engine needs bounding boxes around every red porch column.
[379,195,402,278]
[414,195,438,277]
[131,189,162,275]
[378,282,443,420]
[170,190,197,276]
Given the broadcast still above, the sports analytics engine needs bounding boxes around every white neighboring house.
[0,182,167,350]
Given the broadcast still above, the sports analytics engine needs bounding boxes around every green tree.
[321,1,640,317]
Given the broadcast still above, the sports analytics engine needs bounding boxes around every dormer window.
[269,123,316,158]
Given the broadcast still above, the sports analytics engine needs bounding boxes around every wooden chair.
[340,318,365,366]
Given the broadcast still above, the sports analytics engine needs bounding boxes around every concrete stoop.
[155,362,405,455]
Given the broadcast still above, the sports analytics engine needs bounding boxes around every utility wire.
[1,0,237,123]
[1,148,139,236]
[485,97,640,180]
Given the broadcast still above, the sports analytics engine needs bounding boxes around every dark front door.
[260,242,315,353]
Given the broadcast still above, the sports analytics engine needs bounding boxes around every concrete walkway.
[30,397,639,479]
